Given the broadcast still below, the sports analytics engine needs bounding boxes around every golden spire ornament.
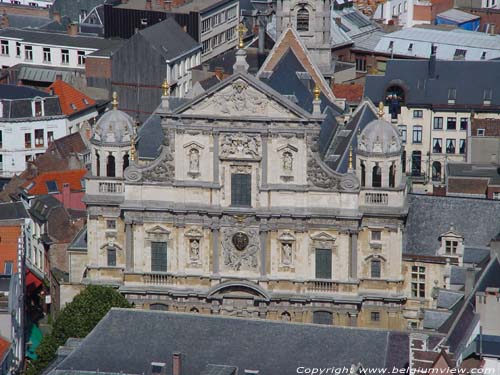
[237,23,247,49]
[313,84,321,101]
[378,101,384,118]
[111,91,118,110]
[348,145,353,170]
[162,79,169,97]
[130,135,137,161]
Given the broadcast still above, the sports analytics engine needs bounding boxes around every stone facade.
[78,73,410,329]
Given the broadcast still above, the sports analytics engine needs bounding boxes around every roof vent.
[244,371,260,375]
[150,362,166,375]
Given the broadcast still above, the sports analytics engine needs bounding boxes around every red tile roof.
[0,336,10,361]
[22,169,87,196]
[333,83,364,103]
[47,80,96,116]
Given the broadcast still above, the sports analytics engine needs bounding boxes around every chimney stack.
[53,10,61,23]
[67,23,78,36]
[62,183,70,208]
[172,352,182,375]
[428,44,437,79]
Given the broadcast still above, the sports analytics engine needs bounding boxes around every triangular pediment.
[176,75,309,120]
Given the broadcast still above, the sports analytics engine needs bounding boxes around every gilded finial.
[130,135,137,161]
[162,79,169,97]
[348,145,353,170]
[237,23,247,49]
[112,91,118,110]
[313,84,321,101]
[378,101,384,118]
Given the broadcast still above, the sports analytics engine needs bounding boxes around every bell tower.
[275,0,332,73]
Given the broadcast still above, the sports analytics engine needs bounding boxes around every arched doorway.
[432,161,442,181]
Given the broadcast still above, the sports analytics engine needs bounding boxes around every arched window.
[389,163,396,188]
[123,153,129,171]
[96,151,100,177]
[361,161,366,187]
[432,161,442,181]
[281,311,291,321]
[313,311,333,325]
[297,8,309,31]
[150,303,168,311]
[190,307,199,313]
[372,164,382,188]
[106,154,115,177]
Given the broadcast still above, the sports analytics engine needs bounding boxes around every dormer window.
[439,224,464,261]
[445,240,458,255]
[34,100,42,117]
[296,8,309,31]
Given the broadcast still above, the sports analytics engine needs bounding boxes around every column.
[382,160,390,187]
[125,222,134,272]
[261,134,268,187]
[260,230,268,277]
[366,161,373,188]
[350,232,358,280]
[213,133,219,183]
[212,227,219,275]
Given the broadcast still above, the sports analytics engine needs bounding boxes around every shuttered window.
[231,173,251,207]
[151,241,167,272]
[315,249,332,279]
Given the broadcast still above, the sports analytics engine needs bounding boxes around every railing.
[307,280,338,293]
[365,192,388,205]
[98,181,124,194]
[142,273,173,285]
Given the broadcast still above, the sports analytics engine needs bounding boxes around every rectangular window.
[151,241,168,272]
[77,50,85,65]
[43,47,51,62]
[454,49,467,59]
[447,117,457,130]
[231,173,251,207]
[47,131,54,143]
[202,39,210,54]
[315,249,332,279]
[432,138,442,154]
[445,240,458,254]
[459,139,466,154]
[24,133,32,148]
[459,118,468,131]
[412,125,422,144]
[16,42,20,57]
[25,45,33,61]
[411,266,426,298]
[371,230,381,241]
[398,125,407,143]
[4,261,13,275]
[1,40,9,56]
[61,49,69,64]
[477,128,485,136]
[0,154,3,170]
[433,117,443,130]
[355,58,366,72]
[413,110,423,118]
[34,101,42,117]
[371,312,380,322]
[225,26,235,41]
[446,139,456,154]
[35,129,44,147]
[107,247,116,266]
[201,18,211,33]
[371,259,381,278]
[493,192,500,200]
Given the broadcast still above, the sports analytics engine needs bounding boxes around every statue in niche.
[281,242,292,265]
[189,239,200,261]
[189,148,200,173]
[283,151,293,173]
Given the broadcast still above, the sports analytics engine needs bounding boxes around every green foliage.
[27,285,131,375]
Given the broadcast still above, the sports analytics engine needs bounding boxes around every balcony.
[364,192,388,205]
[142,272,174,286]
[98,181,124,194]
[306,280,338,293]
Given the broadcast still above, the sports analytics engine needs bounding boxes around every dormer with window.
[438,224,464,264]
[32,98,44,117]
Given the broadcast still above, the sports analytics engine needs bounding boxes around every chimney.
[55,73,63,81]
[172,352,182,375]
[1,11,9,28]
[62,183,71,208]
[428,44,437,79]
[258,17,266,55]
[67,23,78,36]
[164,0,172,10]
[464,267,476,296]
[145,0,152,10]
[214,67,224,80]
[335,17,342,26]
[53,10,61,23]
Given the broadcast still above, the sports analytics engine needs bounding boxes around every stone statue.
[189,239,200,261]
[189,148,200,173]
[282,242,292,265]
[283,152,293,173]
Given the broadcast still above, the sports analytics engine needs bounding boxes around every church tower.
[275,0,332,73]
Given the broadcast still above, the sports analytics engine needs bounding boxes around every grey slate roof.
[404,194,500,256]
[423,310,453,330]
[463,247,491,265]
[51,0,106,23]
[0,85,50,100]
[67,226,87,252]
[55,309,412,374]
[436,289,464,310]
[436,9,480,24]
[447,163,500,185]
[0,202,28,221]
[138,18,201,62]
[365,60,500,108]
[1,14,52,29]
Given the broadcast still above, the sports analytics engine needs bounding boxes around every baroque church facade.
[71,0,430,330]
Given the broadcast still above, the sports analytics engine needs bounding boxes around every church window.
[315,249,332,279]
[107,247,116,266]
[372,164,382,187]
[106,154,116,177]
[151,241,168,272]
[297,8,309,31]
[371,259,381,278]
[231,173,251,207]
[411,266,426,298]
[313,311,332,325]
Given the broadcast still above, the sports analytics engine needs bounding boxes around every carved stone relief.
[185,227,203,265]
[220,132,261,160]
[221,227,260,271]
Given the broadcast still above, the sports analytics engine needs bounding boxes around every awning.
[26,270,43,293]
[18,66,72,83]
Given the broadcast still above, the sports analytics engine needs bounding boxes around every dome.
[92,108,135,145]
[357,119,402,155]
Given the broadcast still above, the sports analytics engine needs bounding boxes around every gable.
[179,78,304,120]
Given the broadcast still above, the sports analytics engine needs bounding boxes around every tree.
[26,285,131,375]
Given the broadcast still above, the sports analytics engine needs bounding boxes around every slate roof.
[49,132,88,159]
[138,18,201,62]
[0,14,52,29]
[436,289,464,310]
[423,310,453,330]
[51,0,107,23]
[54,309,412,374]
[331,5,380,47]
[48,80,96,116]
[404,194,500,256]
[0,85,50,100]
[436,9,480,24]
[0,202,28,221]
[67,225,87,252]
[365,60,500,108]
[447,163,500,186]
[463,247,491,265]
